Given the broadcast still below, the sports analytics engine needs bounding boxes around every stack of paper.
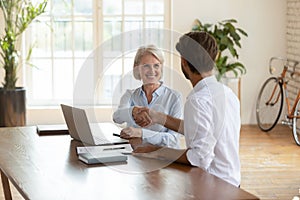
[76,144,132,164]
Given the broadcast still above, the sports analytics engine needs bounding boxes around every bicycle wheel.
[256,77,283,131]
[292,98,300,146]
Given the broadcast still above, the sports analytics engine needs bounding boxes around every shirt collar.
[138,81,165,97]
[193,75,217,92]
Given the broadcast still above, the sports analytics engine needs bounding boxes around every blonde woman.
[113,45,182,148]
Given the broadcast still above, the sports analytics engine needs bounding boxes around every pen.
[113,133,121,137]
[103,147,125,151]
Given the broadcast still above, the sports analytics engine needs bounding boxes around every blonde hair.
[133,45,164,80]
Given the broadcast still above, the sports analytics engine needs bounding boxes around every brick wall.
[287,0,300,61]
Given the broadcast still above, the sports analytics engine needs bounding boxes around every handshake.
[119,106,166,139]
[132,106,161,127]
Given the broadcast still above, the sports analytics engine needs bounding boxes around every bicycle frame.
[265,77,282,106]
[257,56,300,145]
[272,58,300,119]
[285,76,300,119]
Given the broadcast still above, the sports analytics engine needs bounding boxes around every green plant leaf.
[237,28,248,37]
[228,45,238,58]
[229,28,241,42]
[191,18,248,80]
[231,69,238,77]
[227,62,246,75]
[222,19,238,24]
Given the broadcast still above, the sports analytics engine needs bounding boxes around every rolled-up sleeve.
[142,128,179,148]
[184,97,216,170]
[112,90,136,125]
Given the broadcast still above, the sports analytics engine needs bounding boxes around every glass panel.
[30,19,52,57]
[30,59,53,100]
[124,56,140,89]
[124,17,143,31]
[105,58,123,76]
[145,0,164,14]
[102,58,122,99]
[75,58,94,96]
[110,56,140,106]
[52,0,72,16]
[74,0,93,15]
[53,19,72,57]
[145,16,164,46]
[145,16,164,29]
[103,17,122,51]
[73,57,96,105]
[74,20,93,57]
[103,17,122,41]
[103,0,122,15]
[124,52,135,74]
[124,0,143,15]
[53,59,73,99]
[123,36,143,53]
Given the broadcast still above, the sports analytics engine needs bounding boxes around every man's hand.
[133,144,162,153]
[132,106,152,127]
[120,127,142,139]
[148,109,161,124]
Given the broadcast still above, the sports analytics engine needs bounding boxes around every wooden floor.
[0,124,300,200]
[240,125,300,200]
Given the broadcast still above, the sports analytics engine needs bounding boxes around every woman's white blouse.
[113,83,183,148]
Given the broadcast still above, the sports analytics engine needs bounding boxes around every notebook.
[36,124,69,136]
[60,104,128,146]
[76,144,132,164]
[78,152,128,164]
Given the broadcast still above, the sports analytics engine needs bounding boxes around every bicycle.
[256,57,300,146]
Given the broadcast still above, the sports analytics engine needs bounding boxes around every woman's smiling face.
[138,53,162,85]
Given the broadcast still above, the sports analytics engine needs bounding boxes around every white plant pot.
[220,76,241,100]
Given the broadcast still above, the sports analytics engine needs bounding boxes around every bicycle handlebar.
[269,56,299,75]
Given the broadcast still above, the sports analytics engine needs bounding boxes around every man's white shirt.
[184,75,241,187]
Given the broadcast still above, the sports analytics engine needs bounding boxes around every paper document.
[76,144,133,155]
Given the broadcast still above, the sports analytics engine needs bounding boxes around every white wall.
[2,0,287,125]
[172,0,287,124]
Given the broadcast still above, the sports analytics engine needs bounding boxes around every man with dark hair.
[132,31,241,187]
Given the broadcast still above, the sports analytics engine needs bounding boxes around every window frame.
[24,0,172,108]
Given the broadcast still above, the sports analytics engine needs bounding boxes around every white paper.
[76,144,133,155]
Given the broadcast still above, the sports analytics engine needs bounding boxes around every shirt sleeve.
[142,128,180,148]
[184,97,217,170]
[112,90,136,125]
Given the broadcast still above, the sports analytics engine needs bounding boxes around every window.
[25,0,170,106]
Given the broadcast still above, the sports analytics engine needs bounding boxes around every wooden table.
[0,126,259,200]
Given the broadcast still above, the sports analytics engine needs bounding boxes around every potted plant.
[192,19,248,80]
[0,0,47,127]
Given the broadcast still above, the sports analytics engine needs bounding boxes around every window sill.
[26,106,115,125]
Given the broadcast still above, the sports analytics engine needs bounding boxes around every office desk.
[0,126,259,200]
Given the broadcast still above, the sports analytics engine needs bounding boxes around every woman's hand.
[132,106,152,127]
[120,127,142,139]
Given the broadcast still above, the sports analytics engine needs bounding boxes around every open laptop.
[61,104,128,146]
